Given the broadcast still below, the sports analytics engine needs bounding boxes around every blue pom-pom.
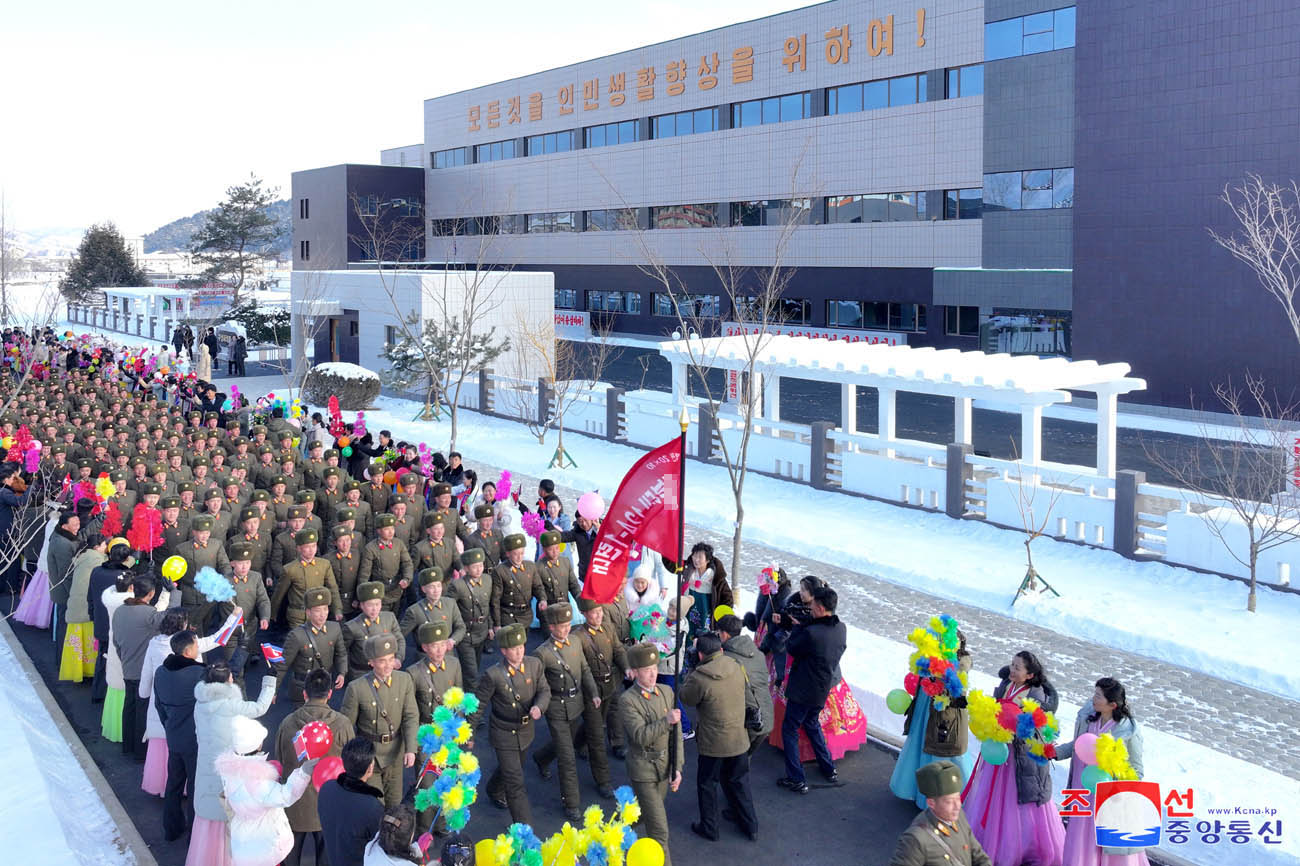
[195,566,234,602]
[464,769,482,788]
[621,826,637,851]
[1016,712,1036,740]
[614,785,635,807]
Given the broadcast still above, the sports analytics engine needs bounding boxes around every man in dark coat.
[153,630,206,841]
[317,737,385,866]
[717,614,774,754]
[113,574,164,757]
[558,513,598,582]
[46,509,81,662]
[777,585,847,794]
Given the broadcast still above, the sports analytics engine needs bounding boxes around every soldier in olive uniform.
[296,488,323,537]
[340,634,419,808]
[447,548,492,689]
[223,540,271,681]
[197,487,231,541]
[342,483,372,539]
[620,644,685,866]
[178,514,232,629]
[342,581,405,682]
[533,603,613,820]
[228,506,272,575]
[268,477,293,526]
[330,506,365,554]
[408,621,464,837]
[399,568,466,662]
[362,463,390,518]
[464,504,504,567]
[889,761,992,866]
[491,534,542,630]
[158,495,189,556]
[387,493,415,549]
[359,513,414,612]
[535,530,582,612]
[413,516,459,579]
[397,471,425,532]
[327,524,363,612]
[576,597,630,757]
[474,623,550,826]
[277,586,348,703]
[316,468,345,533]
[270,505,310,588]
[426,482,470,543]
[269,528,343,628]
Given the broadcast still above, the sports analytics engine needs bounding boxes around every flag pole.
[668,404,689,781]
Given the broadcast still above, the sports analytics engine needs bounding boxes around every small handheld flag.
[260,643,285,664]
[213,609,244,646]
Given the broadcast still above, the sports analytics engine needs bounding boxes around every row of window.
[827,300,927,332]
[986,6,1076,61]
[983,168,1074,211]
[826,72,928,115]
[355,195,422,218]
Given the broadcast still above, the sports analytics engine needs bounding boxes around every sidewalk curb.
[0,618,159,866]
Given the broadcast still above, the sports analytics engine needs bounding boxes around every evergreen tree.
[59,222,148,305]
[191,173,283,303]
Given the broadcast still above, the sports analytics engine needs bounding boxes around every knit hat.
[229,715,268,756]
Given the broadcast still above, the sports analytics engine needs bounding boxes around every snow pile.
[312,362,379,381]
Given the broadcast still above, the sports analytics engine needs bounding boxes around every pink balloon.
[312,755,344,791]
[28,440,41,451]
[1073,733,1099,766]
[577,492,605,520]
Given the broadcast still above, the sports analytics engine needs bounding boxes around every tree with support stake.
[548,444,576,470]
[1007,446,1071,607]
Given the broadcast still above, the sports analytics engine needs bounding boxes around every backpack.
[923,703,968,757]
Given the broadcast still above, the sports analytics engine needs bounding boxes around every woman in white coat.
[363,803,423,865]
[100,573,134,742]
[216,715,315,866]
[186,662,278,866]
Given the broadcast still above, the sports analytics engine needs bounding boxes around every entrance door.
[328,318,339,362]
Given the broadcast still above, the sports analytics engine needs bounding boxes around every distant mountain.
[143,199,291,258]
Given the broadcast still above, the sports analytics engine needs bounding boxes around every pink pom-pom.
[496,470,512,498]
[24,450,40,473]
[521,511,545,538]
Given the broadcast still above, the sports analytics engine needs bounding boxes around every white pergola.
[657,334,1146,478]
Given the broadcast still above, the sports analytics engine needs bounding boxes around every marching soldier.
[408,621,464,838]
[491,534,541,631]
[229,505,272,576]
[465,504,504,567]
[397,470,425,531]
[621,643,684,866]
[269,527,343,628]
[413,515,459,579]
[342,481,372,539]
[399,568,466,660]
[359,513,414,612]
[268,476,293,525]
[889,761,992,866]
[331,505,365,554]
[447,548,492,689]
[576,597,630,758]
[223,540,271,681]
[342,581,404,682]
[327,524,363,613]
[177,514,231,629]
[340,634,419,808]
[427,482,470,543]
[362,462,390,518]
[535,530,582,612]
[387,493,415,549]
[296,488,323,537]
[158,495,189,556]
[270,505,310,587]
[277,587,347,702]
[474,623,549,826]
[533,602,613,820]
[316,467,345,534]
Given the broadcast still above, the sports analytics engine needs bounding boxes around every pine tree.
[191,173,283,304]
[59,222,148,306]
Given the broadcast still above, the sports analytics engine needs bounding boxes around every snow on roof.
[313,362,381,381]
[657,333,1146,405]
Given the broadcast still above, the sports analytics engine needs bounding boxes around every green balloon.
[341,446,353,457]
[1081,765,1112,796]
[980,739,1009,766]
[886,688,912,714]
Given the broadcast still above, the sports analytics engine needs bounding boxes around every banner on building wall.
[555,311,591,340]
[720,321,906,346]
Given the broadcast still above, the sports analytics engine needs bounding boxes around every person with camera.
[777,583,847,795]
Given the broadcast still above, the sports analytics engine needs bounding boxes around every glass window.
[959,188,982,219]
[651,203,718,229]
[654,115,672,138]
[827,300,863,328]
[888,192,919,221]
[739,100,760,127]
[555,289,577,309]
[695,108,716,132]
[1054,6,1076,49]
[982,172,1022,211]
[945,305,980,337]
[732,201,763,227]
[1052,168,1074,208]
[830,83,861,115]
[827,195,863,224]
[962,64,983,96]
[985,17,1022,61]
[860,193,888,222]
[587,125,606,147]
[917,72,928,102]
[1022,169,1053,209]
[556,131,572,152]
[863,79,889,110]
[945,189,960,220]
[674,111,692,136]
[946,68,960,99]
[986,7,1075,60]
[761,97,780,124]
[619,120,636,143]
[889,75,916,106]
[779,92,805,120]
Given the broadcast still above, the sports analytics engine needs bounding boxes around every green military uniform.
[358,514,414,612]
[465,504,504,566]
[889,761,992,866]
[343,495,372,540]
[387,495,415,548]
[361,470,390,523]
[398,477,425,532]
[426,485,470,543]
[315,473,345,532]
[223,541,272,680]
[269,528,343,627]
[269,490,294,527]
[620,644,684,866]
[270,505,310,584]
[413,526,459,577]
[228,513,272,576]
[576,596,629,751]
[532,603,611,815]
[491,534,542,628]
[158,499,189,558]
[536,548,582,607]
[327,526,363,611]
[408,622,465,837]
[342,582,405,681]
[340,635,419,808]
[274,695,355,836]
[447,549,492,688]
[295,489,324,537]
[474,624,550,826]
[276,588,348,704]
[399,569,466,650]
[177,516,231,628]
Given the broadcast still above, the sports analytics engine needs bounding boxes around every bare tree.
[998,444,1073,606]
[277,261,339,400]
[1143,374,1300,612]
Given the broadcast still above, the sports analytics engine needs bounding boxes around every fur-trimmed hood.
[194,679,241,703]
[215,750,279,784]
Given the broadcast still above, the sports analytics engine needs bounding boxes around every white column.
[670,361,687,404]
[291,311,308,381]
[1096,390,1118,481]
[1020,404,1042,467]
[841,384,857,433]
[878,387,896,458]
[954,396,973,445]
[763,373,781,421]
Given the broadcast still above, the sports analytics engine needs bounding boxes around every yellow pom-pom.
[621,802,641,824]
[493,836,514,865]
[432,746,449,766]
[583,804,604,829]
[458,753,479,774]
[443,686,465,708]
[456,722,472,744]
[442,786,465,810]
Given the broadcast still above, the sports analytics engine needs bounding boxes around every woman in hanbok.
[890,630,973,808]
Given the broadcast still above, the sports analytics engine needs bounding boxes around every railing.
[970,454,1117,547]
[832,431,948,510]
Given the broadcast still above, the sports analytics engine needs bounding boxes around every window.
[474,139,518,163]
[384,325,397,349]
[525,130,576,155]
[584,120,638,148]
[826,193,926,223]
[945,64,984,98]
[987,308,1071,356]
[729,199,812,227]
[653,293,720,318]
[651,107,720,139]
[587,291,641,314]
[986,7,1076,61]
[982,168,1074,211]
[827,300,863,328]
[298,198,309,220]
[889,303,927,332]
[526,211,579,233]
[585,208,638,231]
[299,240,309,261]
[357,194,378,217]
[398,239,424,260]
[731,92,811,128]
[430,218,466,236]
[349,320,359,337]
[650,203,718,229]
[826,74,926,115]
[943,188,983,219]
[499,214,525,234]
[431,147,469,169]
[945,305,980,337]
[735,296,811,324]
[828,300,926,331]
[555,289,578,309]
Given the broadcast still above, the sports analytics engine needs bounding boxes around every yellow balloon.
[162,555,188,582]
[627,837,665,866]
[713,604,735,622]
[474,838,499,866]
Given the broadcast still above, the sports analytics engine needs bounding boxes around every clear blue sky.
[0,0,807,238]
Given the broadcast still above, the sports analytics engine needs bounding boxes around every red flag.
[580,438,681,604]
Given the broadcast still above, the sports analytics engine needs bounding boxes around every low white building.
[289,268,554,385]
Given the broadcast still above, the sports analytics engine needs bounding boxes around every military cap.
[473,504,493,520]
[375,513,396,529]
[177,480,196,493]
[228,541,254,562]
[109,469,128,482]
[390,493,408,506]
[76,457,93,470]
[344,479,362,492]
[232,436,248,447]
[141,482,162,496]
[576,597,599,612]
[295,489,316,503]
[192,456,210,467]
[368,462,385,475]
[432,482,452,497]
[239,506,259,523]
[287,505,308,521]
[250,424,267,436]
[323,448,340,460]
[497,623,527,649]
[167,446,183,458]
[160,495,181,509]
[203,412,218,422]
[130,455,148,467]
[257,444,274,456]
[459,547,485,566]
[335,506,356,523]
[364,634,398,660]
[277,428,294,441]
[356,581,384,603]
[222,475,240,488]
[331,524,352,540]
[52,444,68,455]
[226,420,241,431]
[294,528,318,546]
[421,513,439,529]
[627,643,660,669]
[305,586,332,609]
[916,761,965,798]
[308,438,324,450]
[191,515,214,532]
[539,530,562,548]
[399,471,420,486]
[279,453,297,465]
[542,602,572,625]
[417,567,443,586]
[502,533,527,552]
[204,486,223,500]
[250,489,269,502]
[148,462,167,475]
[323,466,341,478]
[417,622,449,646]
[270,474,287,488]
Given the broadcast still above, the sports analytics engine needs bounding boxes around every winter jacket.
[112,599,163,681]
[232,339,248,362]
[785,614,847,708]
[67,549,109,623]
[154,654,207,754]
[679,650,757,758]
[45,528,79,606]
[0,483,30,540]
[624,578,660,610]
[192,677,277,821]
[102,588,131,690]
[723,633,774,739]
[559,525,597,581]
[1055,708,1145,855]
[363,836,422,865]
[318,773,385,866]
[216,751,312,866]
[992,678,1055,805]
[273,702,355,833]
[141,623,230,742]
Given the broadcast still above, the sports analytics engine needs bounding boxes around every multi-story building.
[293,0,1300,409]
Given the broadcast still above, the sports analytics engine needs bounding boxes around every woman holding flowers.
[962,650,1065,866]
[1053,677,1149,866]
